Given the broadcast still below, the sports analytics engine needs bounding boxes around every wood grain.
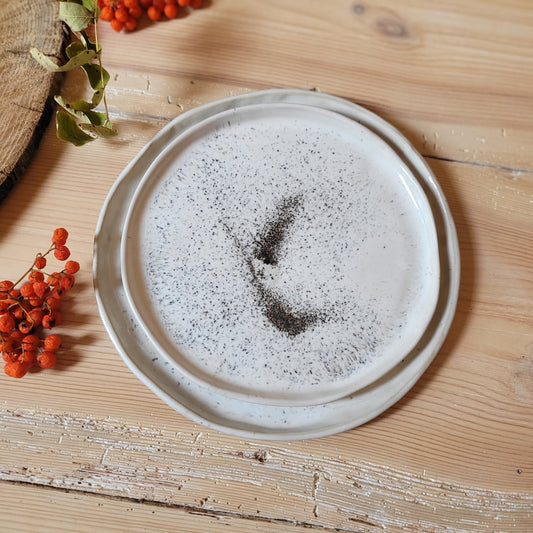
[0,0,532,531]
[1,482,308,533]
[97,0,533,170]
[0,0,65,201]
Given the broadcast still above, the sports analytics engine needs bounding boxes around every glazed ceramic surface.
[121,102,440,406]
[94,89,459,440]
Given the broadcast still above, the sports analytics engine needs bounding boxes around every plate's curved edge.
[93,88,460,441]
[118,100,443,407]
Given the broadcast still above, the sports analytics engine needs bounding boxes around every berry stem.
[92,15,112,128]
[11,245,55,288]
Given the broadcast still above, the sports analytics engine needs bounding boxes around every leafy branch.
[31,0,117,146]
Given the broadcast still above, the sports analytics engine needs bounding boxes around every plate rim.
[119,100,442,406]
[93,88,460,440]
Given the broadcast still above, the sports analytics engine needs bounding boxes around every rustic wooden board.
[0,93,531,530]
[1,481,308,533]
[0,0,532,531]
[0,0,65,201]
[98,0,533,171]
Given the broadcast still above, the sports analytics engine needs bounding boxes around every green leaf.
[80,0,99,14]
[79,30,101,52]
[54,95,92,121]
[79,123,118,138]
[60,90,103,113]
[91,89,104,107]
[30,47,96,72]
[81,63,110,90]
[59,2,94,32]
[55,95,109,129]
[85,109,109,126]
[65,41,87,59]
[68,99,95,113]
[56,111,95,146]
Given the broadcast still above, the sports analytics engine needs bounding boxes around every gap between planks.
[0,479,371,533]
[424,154,533,175]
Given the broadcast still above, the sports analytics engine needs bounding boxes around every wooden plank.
[0,405,531,532]
[0,148,531,532]
[92,0,533,170]
[1,1,532,529]
[0,81,533,520]
[0,481,314,533]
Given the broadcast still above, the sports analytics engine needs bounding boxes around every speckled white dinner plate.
[94,89,459,440]
[120,102,440,406]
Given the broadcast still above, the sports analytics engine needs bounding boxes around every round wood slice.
[0,0,66,202]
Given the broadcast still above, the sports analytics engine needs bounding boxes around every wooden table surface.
[1,1,532,531]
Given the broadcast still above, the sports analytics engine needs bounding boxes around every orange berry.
[0,280,14,291]
[47,273,61,287]
[124,17,138,30]
[65,260,80,274]
[140,0,152,7]
[20,282,35,298]
[45,297,61,311]
[12,305,26,321]
[3,351,17,363]
[37,351,57,369]
[52,228,68,246]
[18,320,33,335]
[0,313,15,333]
[147,5,162,20]
[54,245,71,261]
[10,330,24,343]
[60,274,75,291]
[41,314,54,329]
[42,311,62,329]
[22,334,40,351]
[52,311,63,327]
[4,360,31,378]
[20,349,37,366]
[128,5,143,18]
[34,255,47,269]
[9,288,19,299]
[164,3,178,18]
[29,270,45,283]
[110,18,124,31]
[177,0,189,5]
[124,0,139,7]
[32,281,48,299]
[28,308,44,328]
[44,334,62,352]
[153,0,165,9]
[190,0,201,7]
[100,5,114,20]
[1,335,17,352]
[115,6,129,22]
[51,286,65,299]
[29,297,44,308]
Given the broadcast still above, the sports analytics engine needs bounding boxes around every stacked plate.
[94,89,459,440]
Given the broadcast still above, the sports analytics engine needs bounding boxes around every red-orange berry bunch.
[0,228,79,379]
[99,0,143,32]
[97,0,202,31]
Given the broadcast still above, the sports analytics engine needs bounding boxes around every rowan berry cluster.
[0,229,80,379]
[98,0,202,32]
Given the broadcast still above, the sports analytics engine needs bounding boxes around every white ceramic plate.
[120,102,440,406]
[94,89,459,440]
